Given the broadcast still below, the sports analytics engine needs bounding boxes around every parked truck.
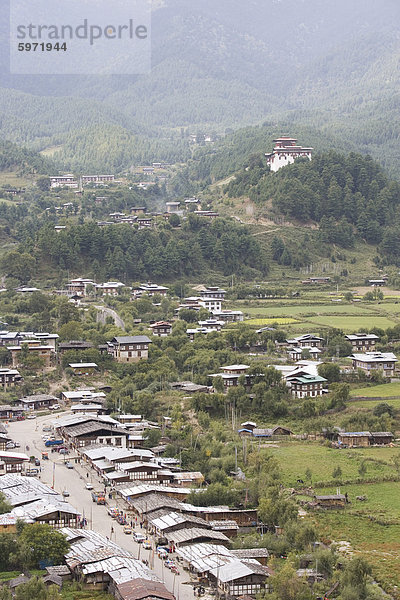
[45,439,63,447]
[91,491,106,504]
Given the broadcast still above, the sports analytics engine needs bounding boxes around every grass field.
[238,301,400,332]
[314,481,400,593]
[260,442,398,487]
[264,442,400,593]
[351,382,400,398]
[305,315,397,331]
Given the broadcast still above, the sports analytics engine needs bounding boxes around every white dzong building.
[265,136,313,172]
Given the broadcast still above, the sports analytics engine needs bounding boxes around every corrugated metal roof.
[210,559,269,582]
[150,511,208,531]
[175,543,235,573]
[167,527,230,545]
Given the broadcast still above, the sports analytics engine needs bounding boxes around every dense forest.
[0,139,52,175]
[9,216,268,282]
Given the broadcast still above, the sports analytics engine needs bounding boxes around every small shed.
[315,494,346,509]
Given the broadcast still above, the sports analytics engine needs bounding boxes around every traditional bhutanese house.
[11,499,79,528]
[18,394,59,411]
[287,346,322,361]
[209,364,250,389]
[61,390,106,404]
[149,322,172,337]
[126,493,183,522]
[231,548,270,566]
[149,510,210,536]
[371,431,394,445]
[210,520,239,538]
[8,342,54,368]
[118,484,192,504]
[71,403,106,415]
[81,446,155,469]
[132,283,168,299]
[118,414,142,424]
[286,373,327,398]
[338,432,372,448]
[95,281,125,296]
[345,333,379,352]
[172,471,204,487]
[0,368,22,389]
[0,404,24,420]
[197,319,225,332]
[104,471,132,485]
[166,527,231,548]
[349,352,397,378]
[182,504,258,527]
[286,334,325,349]
[214,310,244,323]
[68,362,99,375]
[252,426,292,438]
[111,336,152,363]
[63,421,129,449]
[0,451,29,472]
[58,340,94,354]
[314,494,347,509]
[119,461,162,481]
[210,560,272,597]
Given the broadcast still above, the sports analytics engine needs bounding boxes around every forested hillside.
[0,139,52,175]
[12,217,268,282]
[225,151,400,248]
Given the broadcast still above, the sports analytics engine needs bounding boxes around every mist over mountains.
[0,0,400,171]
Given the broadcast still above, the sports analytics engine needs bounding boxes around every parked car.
[27,414,36,419]
[5,442,16,449]
[42,426,52,432]
[25,468,39,476]
[59,448,69,454]
[34,458,40,466]
[14,442,20,448]
[85,483,94,490]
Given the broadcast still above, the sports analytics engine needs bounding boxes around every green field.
[239,301,400,332]
[314,481,400,593]
[351,382,400,398]
[264,442,400,593]
[305,315,397,331]
[262,442,398,487]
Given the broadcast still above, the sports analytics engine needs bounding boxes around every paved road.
[6,413,195,600]
[95,305,125,330]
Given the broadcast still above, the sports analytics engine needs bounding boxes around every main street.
[6,413,196,600]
